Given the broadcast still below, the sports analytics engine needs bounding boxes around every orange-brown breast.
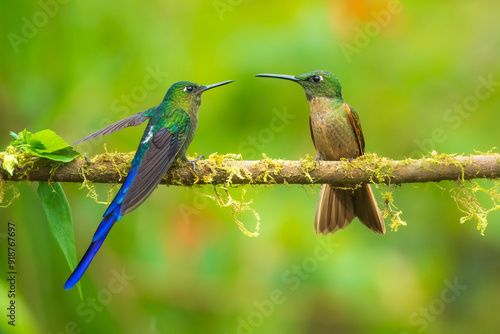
[309,97,361,161]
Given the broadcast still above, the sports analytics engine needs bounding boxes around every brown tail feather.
[314,185,355,235]
[314,184,385,235]
[353,184,385,234]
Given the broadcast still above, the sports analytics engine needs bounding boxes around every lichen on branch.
[1,151,499,186]
[1,150,500,234]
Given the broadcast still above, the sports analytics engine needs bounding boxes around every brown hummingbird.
[256,70,385,235]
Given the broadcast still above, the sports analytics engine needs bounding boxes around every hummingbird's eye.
[311,75,323,83]
[184,86,194,92]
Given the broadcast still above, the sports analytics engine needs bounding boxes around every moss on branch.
[1,150,500,235]
[1,151,499,187]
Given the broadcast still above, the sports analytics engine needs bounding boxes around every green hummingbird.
[256,71,385,235]
[64,79,233,289]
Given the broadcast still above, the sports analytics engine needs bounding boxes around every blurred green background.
[1,1,500,333]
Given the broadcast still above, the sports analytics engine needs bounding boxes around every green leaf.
[8,129,31,147]
[36,147,81,163]
[9,131,19,140]
[30,129,71,153]
[37,182,82,297]
[8,129,80,163]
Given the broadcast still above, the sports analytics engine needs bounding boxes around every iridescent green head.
[256,70,342,101]
[163,80,233,110]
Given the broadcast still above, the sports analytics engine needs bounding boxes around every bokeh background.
[1,1,500,333]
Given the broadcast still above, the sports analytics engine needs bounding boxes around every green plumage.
[64,79,233,290]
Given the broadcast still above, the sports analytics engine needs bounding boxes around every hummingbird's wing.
[96,109,191,239]
[64,110,191,290]
[72,109,152,145]
[309,115,317,151]
[346,104,385,234]
[120,121,190,215]
[346,104,365,154]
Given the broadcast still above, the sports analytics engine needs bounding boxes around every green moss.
[0,179,20,208]
[78,165,107,205]
[48,161,64,184]
[2,146,39,180]
[3,147,499,237]
[364,153,395,184]
[425,151,467,181]
[194,184,260,237]
[76,145,130,206]
[380,188,406,231]
[452,180,500,235]
[180,153,261,237]
[201,153,253,185]
[473,147,498,155]
[200,153,221,184]
[254,153,284,184]
[91,145,134,180]
[299,154,318,183]
[333,153,398,188]
[221,153,252,185]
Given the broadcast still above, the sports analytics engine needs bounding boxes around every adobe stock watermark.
[48,268,135,334]
[178,186,214,225]
[8,0,71,54]
[402,277,467,333]
[75,65,169,154]
[237,106,296,159]
[213,0,245,21]
[226,236,337,334]
[407,74,499,159]
[339,0,403,63]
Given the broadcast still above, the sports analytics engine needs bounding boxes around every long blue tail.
[64,165,139,290]
[64,203,122,290]
[64,228,112,290]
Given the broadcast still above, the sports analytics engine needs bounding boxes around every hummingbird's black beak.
[255,74,299,82]
[202,80,234,92]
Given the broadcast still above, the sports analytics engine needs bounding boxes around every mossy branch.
[1,151,499,186]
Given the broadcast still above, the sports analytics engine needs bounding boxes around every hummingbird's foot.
[186,155,205,173]
[313,156,322,168]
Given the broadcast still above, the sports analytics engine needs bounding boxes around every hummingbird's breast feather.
[309,97,361,161]
[176,108,198,160]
